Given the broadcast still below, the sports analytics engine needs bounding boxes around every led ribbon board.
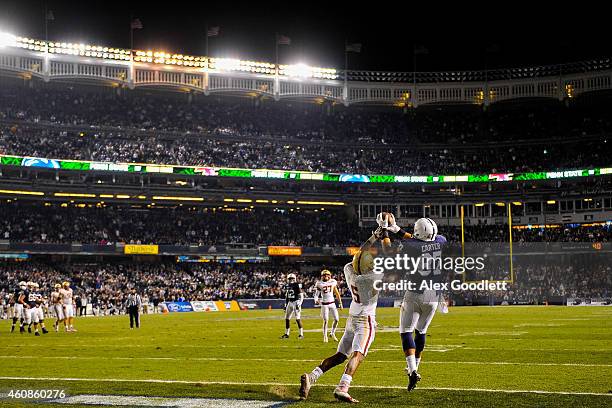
[0,155,609,184]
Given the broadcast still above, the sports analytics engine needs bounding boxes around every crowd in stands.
[0,203,356,246]
[0,254,609,316]
[2,202,612,246]
[1,124,609,175]
[0,261,338,314]
[0,83,611,175]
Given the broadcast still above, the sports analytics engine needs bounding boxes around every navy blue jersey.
[401,235,447,293]
[19,289,30,305]
[11,289,24,305]
[284,282,303,302]
[26,291,40,308]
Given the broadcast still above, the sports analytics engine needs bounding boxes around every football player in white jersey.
[313,269,343,343]
[50,284,65,332]
[300,229,386,403]
[60,281,77,332]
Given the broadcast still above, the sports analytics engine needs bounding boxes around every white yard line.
[0,355,609,367]
[1,344,610,353]
[0,376,610,397]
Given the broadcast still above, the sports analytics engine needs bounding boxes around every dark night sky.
[0,1,609,72]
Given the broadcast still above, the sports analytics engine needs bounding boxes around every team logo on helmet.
[352,250,374,275]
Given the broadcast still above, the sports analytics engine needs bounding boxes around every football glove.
[375,212,389,228]
[373,226,386,239]
[387,213,400,233]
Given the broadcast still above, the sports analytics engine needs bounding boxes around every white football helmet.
[413,218,438,241]
[18,281,27,289]
[287,273,297,282]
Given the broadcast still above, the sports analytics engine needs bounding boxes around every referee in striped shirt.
[126,288,142,329]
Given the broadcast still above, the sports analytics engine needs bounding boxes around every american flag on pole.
[346,43,362,53]
[207,26,220,37]
[277,35,291,45]
[130,18,143,30]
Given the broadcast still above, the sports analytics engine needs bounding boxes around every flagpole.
[274,33,280,101]
[413,45,418,103]
[44,2,48,42]
[130,14,134,50]
[205,23,209,57]
[344,39,348,87]
[275,33,279,66]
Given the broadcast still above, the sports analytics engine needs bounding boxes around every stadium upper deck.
[1,31,611,105]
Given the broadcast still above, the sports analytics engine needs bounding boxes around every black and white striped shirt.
[127,293,142,308]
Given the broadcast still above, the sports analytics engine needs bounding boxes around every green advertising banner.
[0,154,609,185]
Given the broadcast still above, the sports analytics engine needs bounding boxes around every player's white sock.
[415,357,421,369]
[338,374,352,391]
[285,328,290,335]
[310,367,323,383]
[406,355,417,373]
[299,328,304,336]
[331,320,338,334]
[323,321,328,338]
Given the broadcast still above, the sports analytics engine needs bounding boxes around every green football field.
[0,306,611,407]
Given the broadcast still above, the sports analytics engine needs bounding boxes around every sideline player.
[50,283,65,332]
[280,273,304,339]
[26,283,48,335]
[60,281,77,332]
[313,270,343,342]
[10,281,28,333]
[300,229,385,403]
[378,213,447,391]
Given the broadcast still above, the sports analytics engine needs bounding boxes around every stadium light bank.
[0,32,17,48]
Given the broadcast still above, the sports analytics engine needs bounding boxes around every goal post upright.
[508,202,514,284]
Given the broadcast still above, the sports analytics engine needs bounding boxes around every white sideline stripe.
[49,394,285,407]
[0,377,610,397]
[0,355,610,367]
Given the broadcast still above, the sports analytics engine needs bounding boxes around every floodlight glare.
[0,32,17,48]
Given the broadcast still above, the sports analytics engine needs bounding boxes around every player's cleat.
[19,326,24,334]
[34,331,40,336]
[54,324,59,333]
[298,334,304,339]
[27,326,32,333]
[334,387,359,403]
[10,326,15,333]
[42,328,49,334]
[299,373,312,400]
[279,334,289,339]
[407,369,421,391]
[331,332,339,342]
[323,335,328,343]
